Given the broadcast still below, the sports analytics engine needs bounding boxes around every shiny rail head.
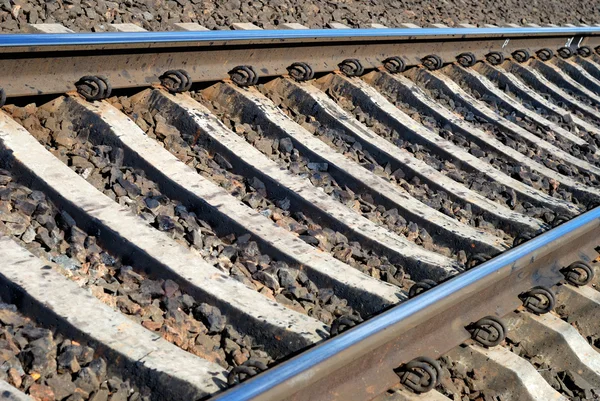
[0,26,600,48]
[212,206,600,401]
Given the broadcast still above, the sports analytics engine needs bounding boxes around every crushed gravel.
[0,0,597,33]
[351,76,569,220]
[437,352,502,401]
[0,300,148,400]
[405,78,585,204]
[193,91,462,261]
[0,165,278,375]
[110,93,418,290]
[4,101,365,330]
[426,84,598,188]
[261,84,515,244]
[447,71,600,176]
[489,67,600,144]
[330,81,561,229]
[504,337,599,400]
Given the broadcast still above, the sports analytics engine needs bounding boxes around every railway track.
[1,24,600,401]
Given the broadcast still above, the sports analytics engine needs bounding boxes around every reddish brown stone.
[141,320,162,331]
[8,367,22,388]
[28,383,55,401]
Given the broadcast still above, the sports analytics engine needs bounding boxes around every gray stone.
[108,389,128,401]
[278,268,297,288]
[307,162,328,172]
[254,138,273,155]
[20,225,36,243]
[52,254,80,271]
[214,153,233,170]
[23,335,57,378]
[90,389,110,401]
[116,177,141,197]
[156,215,175,231]
[15,200,37,216]
[276,197,291,211]
[195,303,226,334]
[46,375,76,400]
[89,357,107,381]
[74,367,100,396]
[140,280,165,298]
[279,137,294,153]
[253,270,280,292]
[144,197,160,209]
[58,347,81,373]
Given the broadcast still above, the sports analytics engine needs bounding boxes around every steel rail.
[212,207,600,401]
[0,27,599,48]
[1,27,600,97]
[1,25,599,400]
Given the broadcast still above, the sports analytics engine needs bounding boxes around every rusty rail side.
[1,27,600,97]
[212,207,600,401]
